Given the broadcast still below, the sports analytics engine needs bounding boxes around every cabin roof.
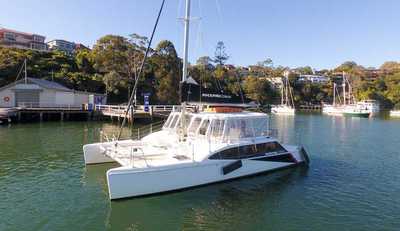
[170,111,267,119]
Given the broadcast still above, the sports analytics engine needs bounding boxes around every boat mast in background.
[342,71,346,106]
[24,59,27,84]
[333,83,336,106]
[182,0,191,83]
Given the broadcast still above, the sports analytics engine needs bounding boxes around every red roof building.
[0,28,47,51]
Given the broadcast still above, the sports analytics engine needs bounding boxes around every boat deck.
[104,144,194,168]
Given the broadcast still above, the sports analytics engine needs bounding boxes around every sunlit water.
[1,114,400,230]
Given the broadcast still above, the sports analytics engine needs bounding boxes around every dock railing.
[17,102,82,110]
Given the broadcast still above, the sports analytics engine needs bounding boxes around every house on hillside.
[0,78,106,108]
[0,28,47,51]
[297,74,329,84]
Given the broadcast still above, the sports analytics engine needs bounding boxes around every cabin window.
[209,142,287,160]
[223,117,269,141]
[198,119,210,136]
[169,114,180,129]
[224,120,241,140]
[256,142,286,154]
[163,114,174,128]
[210,119,225,138]
[239,119,253,138]
[252,118,269,137]
[213,146,239,159]
[184,114,192,126]
[188,117,202,135]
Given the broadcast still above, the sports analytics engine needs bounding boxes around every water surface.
[1,114,400,230]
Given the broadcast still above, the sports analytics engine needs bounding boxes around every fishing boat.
[271,71,295,115]
[83,0,310,200]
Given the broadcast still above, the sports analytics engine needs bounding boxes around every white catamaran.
[83,0,310,200]
[271,71,295,115]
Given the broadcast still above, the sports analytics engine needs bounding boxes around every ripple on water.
[1,117,400,230]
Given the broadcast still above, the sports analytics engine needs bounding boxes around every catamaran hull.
[83,140,140,165]
[106,150,309,200]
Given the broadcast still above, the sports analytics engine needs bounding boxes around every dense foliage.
[0,36,399,108]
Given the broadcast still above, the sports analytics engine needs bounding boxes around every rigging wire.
[215,0,224,28]
[117,0,166,140]
[14,60,25,82]
[176,0,184,19]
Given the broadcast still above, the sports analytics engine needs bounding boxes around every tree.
[92,35,131,96]
[243,76,277,104]
[213,41,229,66]
[294,66,313,75]
[127,33,149,103]
[257,58,273,68]
[196,56,214,70]
[151,40,181,104]
[380,61,400,72]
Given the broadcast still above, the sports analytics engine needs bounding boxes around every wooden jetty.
[0,104,176,123]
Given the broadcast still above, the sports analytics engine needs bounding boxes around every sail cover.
[181,81,252,105]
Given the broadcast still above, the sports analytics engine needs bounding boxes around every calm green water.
[1,114,400,231]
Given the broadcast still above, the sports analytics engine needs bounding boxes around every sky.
[1,0,400,69]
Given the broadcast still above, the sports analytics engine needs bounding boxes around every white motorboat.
[390,110,400,117]
[271,71,295,115]
[356,100,380,114]
[84,109,309,199]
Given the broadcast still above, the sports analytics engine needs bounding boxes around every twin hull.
[84,142,305,200]
[107,160,297,199]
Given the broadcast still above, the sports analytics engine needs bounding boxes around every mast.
[333,83,336,106]
[280,78,284,105]
[285,77,288,106]
[179,0,191,140]
[342,71,346,106]
[182,0,191,83]
[24,59,27,84]
[284,71,289,106]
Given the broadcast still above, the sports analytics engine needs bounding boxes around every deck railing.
[99,120,166,142]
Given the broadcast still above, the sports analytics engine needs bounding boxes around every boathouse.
[0,77,106,108]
